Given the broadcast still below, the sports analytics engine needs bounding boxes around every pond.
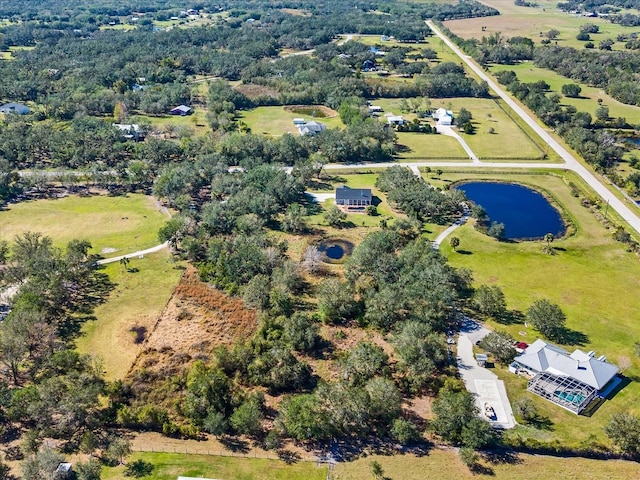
[456,182,566,240]
[318,239,354,263]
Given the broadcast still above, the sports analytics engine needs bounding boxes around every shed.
[476,353,488,367]
[0,102,30,115]
[387,115,404,125]
[56,463,73,478]
[292,118,306,125]
[170,105,192,116]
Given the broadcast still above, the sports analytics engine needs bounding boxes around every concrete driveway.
[457,319,517,429]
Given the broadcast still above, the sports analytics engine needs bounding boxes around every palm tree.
[542,233,555,255]
[450,236,460,251]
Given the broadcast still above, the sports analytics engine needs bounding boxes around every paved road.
[432,206,470,250]
[97,242,169,265]
[436,125,480,163]
[458,318,517,429]
[427,20,640,236]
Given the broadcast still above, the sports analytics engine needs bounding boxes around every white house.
[387,115,404,125]
[292,118,306,125]
[434,107,454,125]
[369,105,383,115]
[298,120,326,136]
[510,339,620,414]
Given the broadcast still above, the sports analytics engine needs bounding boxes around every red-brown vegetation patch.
[126,266,258,406]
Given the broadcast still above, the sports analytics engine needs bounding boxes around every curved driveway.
[427,20,640,236]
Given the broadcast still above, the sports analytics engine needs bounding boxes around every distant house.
[170,105,192,116]
[387,115,404,126]
[369,105,383,114]
[292,118,306,125]
[113,123,145,141]
[433,107,454,125]
[297,120,326,136]
[510,339,620,414]
[0,102,30,115]
[362,59,376,71]
[335,185,372,208]
[380,35,390,41]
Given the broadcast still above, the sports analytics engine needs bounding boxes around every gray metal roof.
[515,339,618,390]
[335,185,372,202]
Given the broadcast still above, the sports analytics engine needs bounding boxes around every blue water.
[457,182,566,240]
[323,244,345,260]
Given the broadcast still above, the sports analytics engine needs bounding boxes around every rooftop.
[335,185,372,202]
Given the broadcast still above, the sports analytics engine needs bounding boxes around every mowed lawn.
[438,171,640,447]
[490,62,640,125]
[0,194,169,257]
[444,0,637,50]
[102,452,327,480]
[332,449,640,479]
[76,251,184,380]
[239,106,344,136]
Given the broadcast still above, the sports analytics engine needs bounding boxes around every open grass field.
[433,170,640,447]
[102,452,327,480]
[0,194,169,258]
[372,97,548,159]
[331,449,640,479]
[444,0,640,50]
[239,106,344,136]
[490,62,640,125]
[135,106,210,137]
[76,251,184,380]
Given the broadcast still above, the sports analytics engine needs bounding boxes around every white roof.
[515,339,618,390]
[298,120,326,135]
[387,115,403,123]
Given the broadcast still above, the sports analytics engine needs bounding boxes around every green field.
[332,449,640,479]
[102,452,327,480]
[239,106,344,136]
[372,97,549,159]
[444,0,639,50]
[134,106,210,137]
[76,251,183,380]
[0,194,169,258]
[490,62,640,125]
[435,170,640,447]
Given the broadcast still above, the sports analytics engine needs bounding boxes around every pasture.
[490,62,640,125]
[102,452,327,480]
[444,0,639,50]
[0,194,169,258]
[76,251,183,380]
[239,106,344,136]
[436,170,640,448]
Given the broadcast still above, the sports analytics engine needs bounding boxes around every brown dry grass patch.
[127,266,258,382]
[235,83,279,99]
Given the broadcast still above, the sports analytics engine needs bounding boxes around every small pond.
[456,182,566,240]
[318,239,354,263]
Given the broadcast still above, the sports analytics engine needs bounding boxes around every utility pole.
[604,199,610,219]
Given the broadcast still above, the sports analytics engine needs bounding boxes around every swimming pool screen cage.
[527,372,598,414]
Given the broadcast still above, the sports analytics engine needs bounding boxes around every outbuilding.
[0,102,30,115]
[170,105,192,116]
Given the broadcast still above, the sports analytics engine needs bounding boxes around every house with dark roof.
[0,102,30,115]
[510,339,620,414]
[170,105,192,116]
[335,186,372,208]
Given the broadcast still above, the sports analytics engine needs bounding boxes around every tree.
[301,246,323,274]
[317,279,358,324]
[431,386,477,445]
[514,397,538,423]
[277,394,331,441]
[605,413,640,457]
[456,107,472,126]
[561,84,582,98]
[124,460,154,478]
[473,285,506,319]
[282,203,307,234]
[391,418,422,444]
[341,341,388,386]
[542,233,555,255]
[545,29,560,40]
[526,299,566,342]
[487,221,505,240]
[324,205,347,227]
[461,417,495,449]
[449,236,460,251]
[479,331,517,364]
[595,106,609,121]
[21,447,64,480]
[105,436,131,466]
[230,395,264,436]
[370,460,384,480]
[283,312,321,353]
[458,447,479,468]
